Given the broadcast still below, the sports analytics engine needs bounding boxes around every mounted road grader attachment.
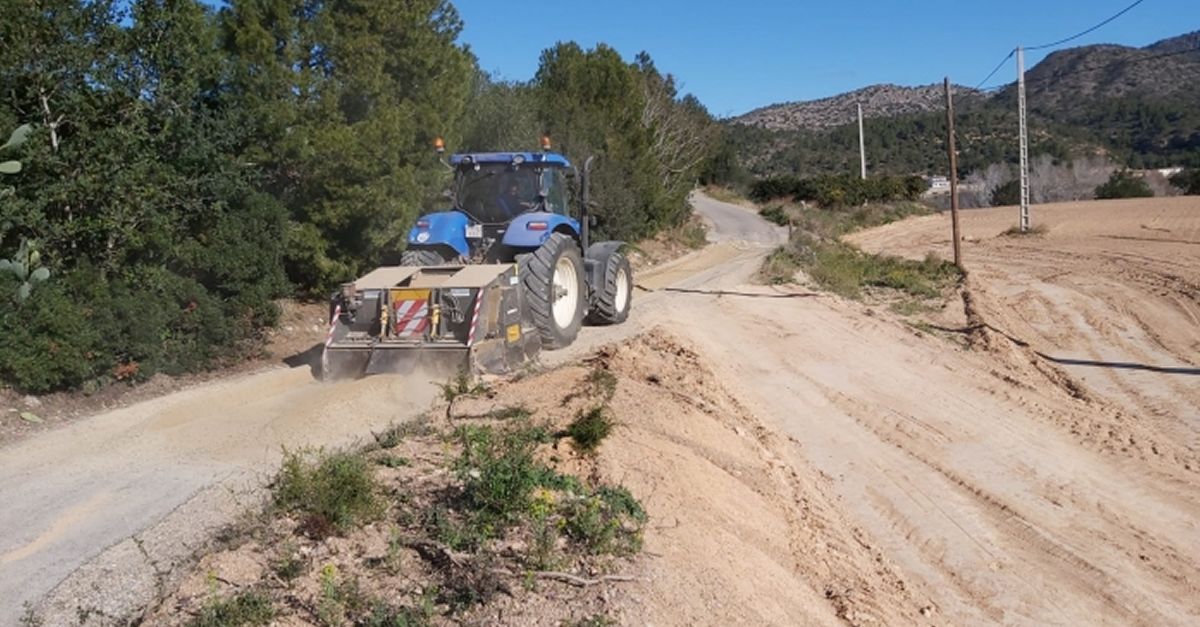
[321,263,540,380]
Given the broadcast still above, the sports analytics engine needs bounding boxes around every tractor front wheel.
[518,233,586,349]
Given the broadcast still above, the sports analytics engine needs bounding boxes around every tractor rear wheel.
[518,233,585,349]
[586,251,632,325]
[401,248,453,266]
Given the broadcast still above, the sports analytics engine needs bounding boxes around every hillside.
[734,83,979,131]
[731,30,1200,176]
[1010,35,1200,110]
[1146,30,1200,59]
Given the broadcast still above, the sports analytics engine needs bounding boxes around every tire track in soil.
[600,332,937,626]
[662,276,1200,625]
[814,385,1185,626]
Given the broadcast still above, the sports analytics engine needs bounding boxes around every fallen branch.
[532,571,637,587]
[406,538,469,568]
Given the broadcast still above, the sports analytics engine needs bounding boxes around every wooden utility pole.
[944,77,962,269]
[857,103,867,180]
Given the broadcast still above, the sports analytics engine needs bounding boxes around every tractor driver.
[497,172,536,217]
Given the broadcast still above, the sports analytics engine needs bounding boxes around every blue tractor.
[399,146,633,350]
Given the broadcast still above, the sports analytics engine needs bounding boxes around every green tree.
[220,0,474,292]
[1170,168,1200,195]
[0,0,288,392]
[1095,170,1153,199]
[460,71,542,152]
[991,180,1021,206]
[533,43,715,242]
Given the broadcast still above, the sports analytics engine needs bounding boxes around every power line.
[1026,0,1147,51]
[970,0,1147,91]
[973,49,1015,90]
[975,44,1200,92]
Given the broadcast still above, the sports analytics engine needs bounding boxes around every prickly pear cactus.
[0,239,51,302]
[0,124,31,176]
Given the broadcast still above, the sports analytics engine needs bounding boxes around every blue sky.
[456,0,1195,117]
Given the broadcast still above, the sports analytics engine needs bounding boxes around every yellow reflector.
[506,324,521,343]
[390,288,430,302]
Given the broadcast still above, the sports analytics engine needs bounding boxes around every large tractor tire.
[518,233,586,349]
[586,251,633,325]
[401,248,453,266]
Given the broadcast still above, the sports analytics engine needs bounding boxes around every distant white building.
[1133,166,1184,179]
[925,175,951,196]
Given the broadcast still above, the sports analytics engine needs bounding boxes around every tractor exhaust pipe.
[581,155,596,251]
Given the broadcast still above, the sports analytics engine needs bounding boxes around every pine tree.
[220,0,474,292]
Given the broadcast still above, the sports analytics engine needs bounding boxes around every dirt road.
[8,194,1200,625]
[0,192,784,625]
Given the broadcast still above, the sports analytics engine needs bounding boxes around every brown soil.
[847,197,1200,441]
[147,330,944,626]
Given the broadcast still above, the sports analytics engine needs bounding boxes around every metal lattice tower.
[1017,46,1031,231]
[857,103,867,180]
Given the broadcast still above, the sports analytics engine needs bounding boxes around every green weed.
[454,424,551,523]
[189,589,274,627]
[488,405,531,421]
[759,204,791,226]
[566,406,613,453]
[585,367,618,401]
[561,485,646,555]
[759,247,806,285]
[440,370,487,404]
[375,455,409,468]
[273,449,380,538]
[271,543,305,583]
[315,565,370,626]
[1001,223,1049,237]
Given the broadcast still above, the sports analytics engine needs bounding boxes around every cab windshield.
[454,163,570,224]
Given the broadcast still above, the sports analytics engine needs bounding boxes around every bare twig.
[406,538,469,568]
[491,568,636,587]
[532,571,637,587]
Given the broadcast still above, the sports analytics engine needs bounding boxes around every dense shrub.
[1095,170,1154,199]
[0,262,279,393]
[991,179,1021,206]
[1170,168,1200,195]
[750,174,927,206]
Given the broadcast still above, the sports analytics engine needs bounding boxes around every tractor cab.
[406,150,582,264]
[451,152,573,224]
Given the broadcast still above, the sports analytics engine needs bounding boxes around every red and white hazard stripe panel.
[325,304,342,347]
[466,290,484,347]
[393,298,429,338]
